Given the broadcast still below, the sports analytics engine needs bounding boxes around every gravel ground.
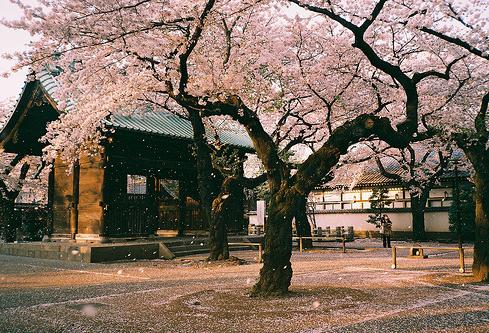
[0,239,487,333]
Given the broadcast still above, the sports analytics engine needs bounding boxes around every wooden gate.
[104,194,157,237]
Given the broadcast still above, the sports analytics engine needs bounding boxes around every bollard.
[392,246,397,269]
[459,248,465,273]
[299,237,303,254]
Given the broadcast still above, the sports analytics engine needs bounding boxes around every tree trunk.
[459,143,489,282]
[251,187,297,297]
[410,194,428,241]
[295,196,313,249]
[187,110,225,259]
[208,177,243,260]
[472,170,489,281]
[208,193,230,260]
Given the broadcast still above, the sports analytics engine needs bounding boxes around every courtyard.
[0,240,487,333]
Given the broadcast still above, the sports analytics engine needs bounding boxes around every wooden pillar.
[75,152,106,241]
[51,157,74,239]
[46,168,55,236]
[70,161,80,239]
[147,174,158,235]
[177,179,186,236]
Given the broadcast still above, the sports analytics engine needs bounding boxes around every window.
[127,175,147,194]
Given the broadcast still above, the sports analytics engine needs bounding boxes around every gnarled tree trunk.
[471,160,489,281]
[455,92,489,282]
[251,187,297,296]
[187,110,226,260]
[410,193,428,241]
[208,176,244,260]
[248,115,414,296]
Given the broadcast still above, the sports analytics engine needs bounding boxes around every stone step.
[0,235,264,262]
[169,245,253,258]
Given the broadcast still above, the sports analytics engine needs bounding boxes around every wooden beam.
[70,161,80,239]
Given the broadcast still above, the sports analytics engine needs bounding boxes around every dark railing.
[104,195,157,237]
[0,203,51,241]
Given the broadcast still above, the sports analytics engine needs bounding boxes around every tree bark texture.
[251,187,297,297]
[180,91,417,295]
[456,93,489,282]
[208,177,244,260]
[410,194,428,241]
[469,157,489,282]
[295,195,313,248]
[249,115,414,296]
[458,137,489,281]
[187,110,225,260]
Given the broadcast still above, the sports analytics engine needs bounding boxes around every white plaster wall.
[425,212,450,232]
[314,212,413,231]
[246,210,451,232]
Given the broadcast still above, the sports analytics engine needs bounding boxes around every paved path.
[0,242,487,333]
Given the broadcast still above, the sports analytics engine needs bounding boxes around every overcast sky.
[0,0,31,102]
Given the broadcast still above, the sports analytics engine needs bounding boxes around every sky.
[0,0,32,102]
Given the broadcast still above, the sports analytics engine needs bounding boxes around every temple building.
[0,71,253,242]
[250,165,468,240]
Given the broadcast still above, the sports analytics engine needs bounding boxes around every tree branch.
[178,0,216,93]
[289,0,419,138]
[475,92,489,136]
[359,0,387,34]
[418,26,489,61]
[375,156,402,181]
[412,56,465,84]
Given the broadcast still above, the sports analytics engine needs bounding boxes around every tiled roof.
[353,168,399,187]
[106,112,253,149]
[324,157,468,189]
[37,69,76,113]
[36,68,253,150]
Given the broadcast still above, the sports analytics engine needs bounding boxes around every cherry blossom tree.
[5,0,486,294]
[390,0,489,280]
[0,98,45,241]
[352,140,459,240]
[289,0,488,283]
[5,0,269,259]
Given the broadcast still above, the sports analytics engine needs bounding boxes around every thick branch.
[178,0,216,93]
[412,56,465,84]
[475,92,489,136]
[375,157,403,181]
[289,0,418,138]
[359,0,387,33]
[173,93,288,189]
[418,26,489,61]
[293,113,410,194]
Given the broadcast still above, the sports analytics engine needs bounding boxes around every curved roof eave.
[0,80,39,148]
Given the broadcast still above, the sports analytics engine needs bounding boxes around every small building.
[0,71,253,242]
[249,165,464,239]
